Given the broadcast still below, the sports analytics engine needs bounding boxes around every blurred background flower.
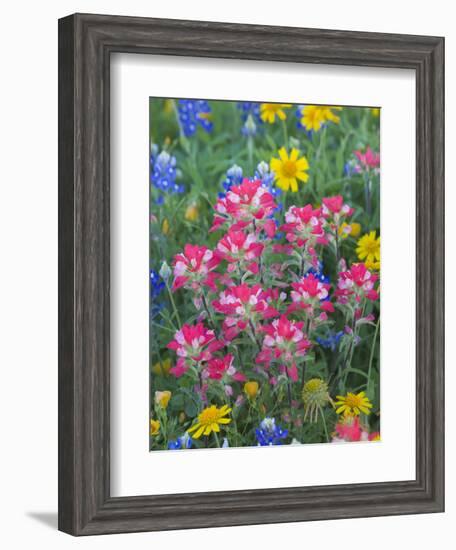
[177,99,213,137]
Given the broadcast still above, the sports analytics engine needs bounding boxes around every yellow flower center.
[282,160,297,177]
[364,239,379,253]
[344,393,364,409]
[198,406,221,425]
[305,378,325,393]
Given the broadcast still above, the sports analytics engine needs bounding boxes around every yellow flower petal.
[193,425,206,439]
[278,147,288,162]
[289,148,299,162]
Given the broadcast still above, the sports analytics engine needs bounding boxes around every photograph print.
[149,98,381,451]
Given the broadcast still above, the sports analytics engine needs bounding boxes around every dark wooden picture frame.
[58,13,445,536]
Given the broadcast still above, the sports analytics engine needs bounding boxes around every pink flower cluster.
[332,416,380,443]
[167,179,379,390]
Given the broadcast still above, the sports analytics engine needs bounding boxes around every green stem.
[165,280,182,328]
[366,316,380,396]
[319,406,330,443]
[201,293,217,334]
[247,135,254,173]
[213,431,221,448]
[281,118,289,149]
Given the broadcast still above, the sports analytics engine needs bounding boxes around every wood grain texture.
[58,13,445,536]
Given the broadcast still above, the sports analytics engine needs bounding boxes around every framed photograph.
[58,13,444,535]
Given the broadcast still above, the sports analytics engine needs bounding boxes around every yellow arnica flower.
[155,390,171,409]
[299,105,342,132]
[338,221,361,239]
[260,103,292,124]
[150,418,160,436]
[185,203,199,222]
[270,147,309,192]
[365,257,380,271]
[187,405,231,439]
[244,381,259,399]
[335,391,373,417]
[151,358,172,376]
[356,231,380,267]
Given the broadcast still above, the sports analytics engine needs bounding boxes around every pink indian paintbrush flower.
[287,273,335,316]
[281,204,328,248]
[354,146,380,170]
[335,262,379,304]
[216,229,264,274]
[167,322,224,377]
[172,244,221,292]
[332,416,380,443]
[321,195,354,221]
[203,353,247,383]
[256,316,312,381]
[212,284,280,341]
[211,179,277,233]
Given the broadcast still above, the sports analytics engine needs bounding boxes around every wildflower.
[168,433,193,450]
[205,354,235,381]
[167,323,223,377]
[155,390,171,409]
[150,419,160,436]
[212,179,277,233]
[221,164,243,194]
[185,203,199,222]
[257,316,311,381]
[338,221,361,239]
[162,218,170,234]
[332,416,364,442]
[270,147,309,192]
[305,263,330,284]
[151,358,172,376]
[216,229,264,275]
[260,103,292,124]
[187,404,232,438]
[150,150,184,195]
[255,417,288,445]
[335,262,379,304]
[177,99,213,137]
[172,244,221,292]
[302,378,331,422]
[321,195,354,220]
[238,102,262,126]
[297,105,342,132]
[212,284,280,340]
[287,274,334,323]
[242,114,258,137]
[254,161,279,197]
[335,391,373,417]
[354,146,380,170]
[244,381,259,399]
[316,330,344,351]
[356,231,380,268]
[280,205,328,267]
[332,416,379,442]
[150,269,165,318]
